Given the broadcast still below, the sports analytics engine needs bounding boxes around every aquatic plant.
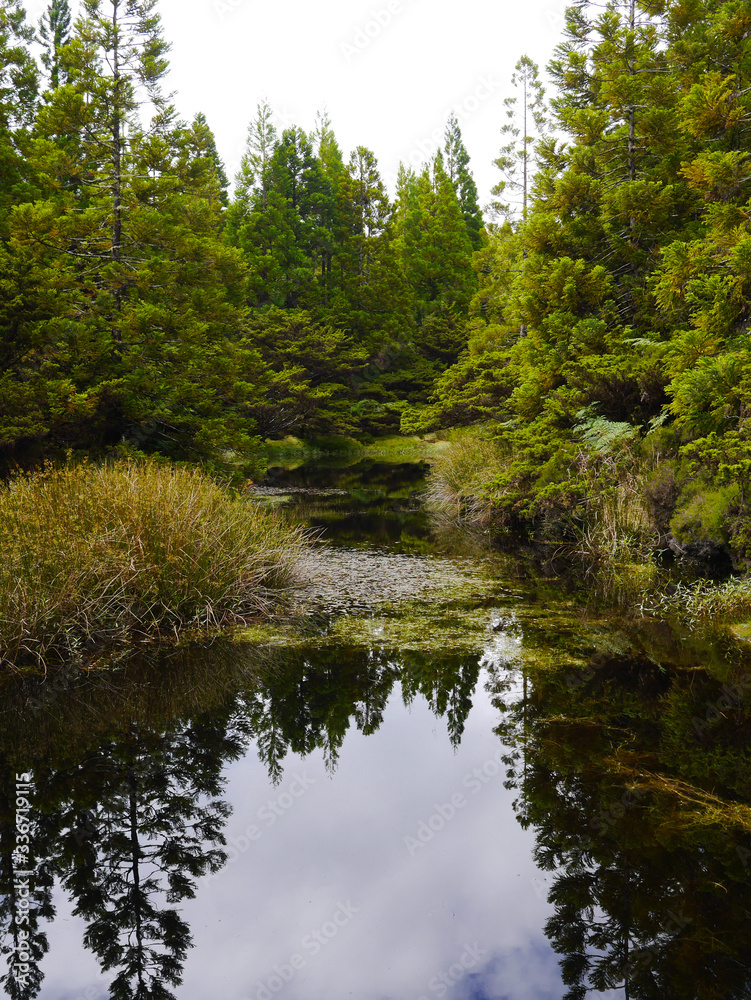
[640,576,751,628]
[0,460,307,667]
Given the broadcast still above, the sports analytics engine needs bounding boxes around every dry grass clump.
[577,469,657,567]
[0,460,307,667]
[424,434,507,528]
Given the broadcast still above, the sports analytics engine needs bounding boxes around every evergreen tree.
[490,55,546,224]
[56,722,238,1000]
[231,125,332,309]
[1,0,257,466]
[231,98,277,223]
[38,0,71,90]
[74,0,172,277]
[443,112,484,249]
[0,0,38,231]
[189,111,228,205]
[395,154,475,321]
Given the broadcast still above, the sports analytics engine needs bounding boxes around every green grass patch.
[0,460,307,668]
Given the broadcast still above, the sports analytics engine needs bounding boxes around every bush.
[0,460,306,667]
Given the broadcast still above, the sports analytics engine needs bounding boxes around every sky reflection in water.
[39,673,564,1000]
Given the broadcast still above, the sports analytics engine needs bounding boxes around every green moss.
[672,483,740,545]
[730,623,751,642]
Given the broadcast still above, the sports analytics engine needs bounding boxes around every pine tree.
[231,98,277,222]
[189,111,228,205]
[0,0,38,230]
[58,723,235,1000]
[231,125,332,310]
[38,0,71,90]
[4,0,259,466]
[75,0,172,276]
[491,55,546,224]
[443,112,484,249]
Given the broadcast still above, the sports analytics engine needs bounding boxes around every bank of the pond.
[263,432,452,466]
[425,431,751,629]
[0,460,307,669]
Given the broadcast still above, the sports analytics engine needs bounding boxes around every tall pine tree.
[38,0,71,90]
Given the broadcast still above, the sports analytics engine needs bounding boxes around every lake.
[2,453,751,1000]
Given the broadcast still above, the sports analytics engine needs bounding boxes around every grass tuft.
[640,576,751,628]
[424,433,507,528]
[0,460,307,667]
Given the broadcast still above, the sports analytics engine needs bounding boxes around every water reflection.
[495,644,751,998]
[0,635,491,999]
[2,458,751,999]
[258,459,433,552]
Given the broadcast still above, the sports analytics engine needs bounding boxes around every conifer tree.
[491,55,546,224]
[3,0,258,465]
[74,0,172,274]
[443,113,484,249]
[232,98,277,221]
[38,0,71,90]
[189,111,228,205]
[58,723,235,1000]
[0,0,38,230]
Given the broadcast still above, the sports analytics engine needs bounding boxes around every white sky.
[28,0,567,206]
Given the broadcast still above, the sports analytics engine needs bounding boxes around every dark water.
[2,457,751,1000]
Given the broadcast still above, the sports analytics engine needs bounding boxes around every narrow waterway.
[2,455,751,999]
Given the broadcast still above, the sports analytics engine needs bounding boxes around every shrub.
[671,483,740,547]
[0,460,306,667]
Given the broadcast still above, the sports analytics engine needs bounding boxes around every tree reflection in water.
[0,638,482,998]
[2,625,751,998]
[493,645,751,999]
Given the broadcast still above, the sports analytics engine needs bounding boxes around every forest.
[3,0,751,573]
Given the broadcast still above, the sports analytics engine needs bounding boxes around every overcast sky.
[28,0,567,206]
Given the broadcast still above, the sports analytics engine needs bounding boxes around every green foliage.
[425,0,751,577]
[240,307,368,437]
[491,54,547,224]
[672,482,740,547]
[4,0,751,582]
[574,408,638,454]
[444,112,484,248]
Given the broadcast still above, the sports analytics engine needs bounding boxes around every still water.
[2,456,751,999]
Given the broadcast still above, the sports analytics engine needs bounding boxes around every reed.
[0,460,307,667]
